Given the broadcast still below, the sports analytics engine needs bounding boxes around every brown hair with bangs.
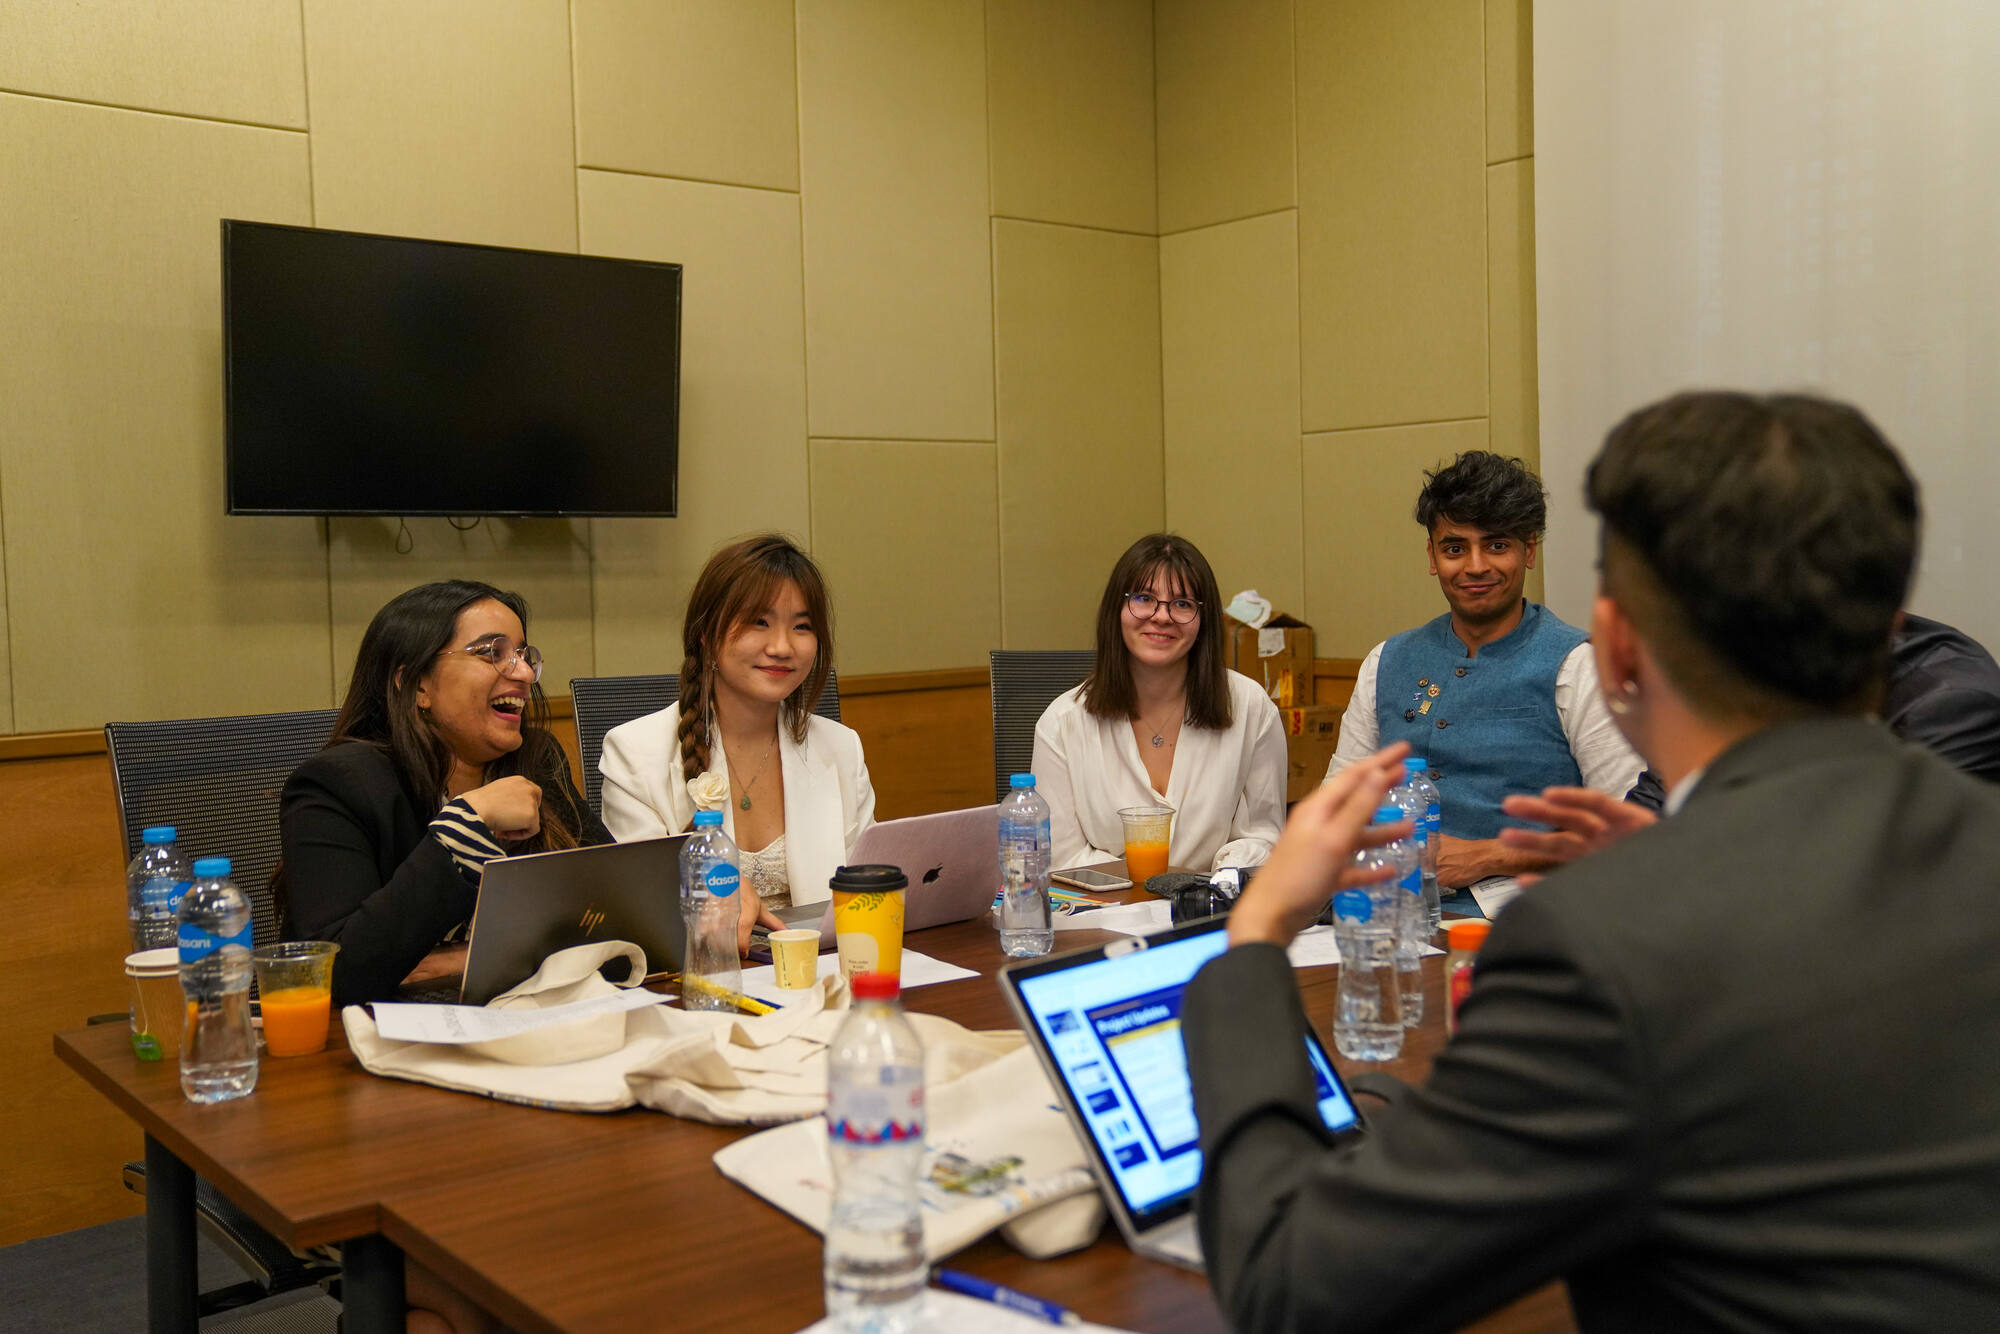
[675,534,835,782]
[1081,533,1232,730]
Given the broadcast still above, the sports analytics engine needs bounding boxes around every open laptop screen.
[1009,919,1359,1231]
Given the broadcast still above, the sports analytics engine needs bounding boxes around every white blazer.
[598,703,876,907]
[1030,670,1287,873]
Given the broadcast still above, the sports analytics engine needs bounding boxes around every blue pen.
[935,1269,1079,1326]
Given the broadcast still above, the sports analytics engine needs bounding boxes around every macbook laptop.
[460,835,687,1005]
[998,916,1364,1271]
[764,805,1001,946]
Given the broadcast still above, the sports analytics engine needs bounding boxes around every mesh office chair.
[988,650,1095,801]
[569,671,842,821]
[104,708,342,1316]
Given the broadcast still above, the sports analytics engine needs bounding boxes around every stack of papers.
[738,949,978,1006]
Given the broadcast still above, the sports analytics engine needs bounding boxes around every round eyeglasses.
[1125,591,1201,625]
[439,639,544,683]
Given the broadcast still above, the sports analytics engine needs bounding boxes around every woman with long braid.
[599,534,875,950]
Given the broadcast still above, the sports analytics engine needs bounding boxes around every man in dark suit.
[1184,391,2000,1332]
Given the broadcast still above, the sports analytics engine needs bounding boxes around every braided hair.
[675,534,835,783]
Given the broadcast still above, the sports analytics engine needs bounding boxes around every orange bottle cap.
[1446,920,1492,950]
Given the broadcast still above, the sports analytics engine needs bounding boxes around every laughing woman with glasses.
[275,580,609,1010]
[1031,533,1288,875]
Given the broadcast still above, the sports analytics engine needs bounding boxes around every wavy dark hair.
[1588,391,1918,719]
[675,535,835,783]
[1081,533,1232,730]
[1415,451,1547,540]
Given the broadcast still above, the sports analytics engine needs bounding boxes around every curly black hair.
[1413,451,1547,540]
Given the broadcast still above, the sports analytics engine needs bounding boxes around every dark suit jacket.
[280,740,608,1006]
[1185,718,2000,1332]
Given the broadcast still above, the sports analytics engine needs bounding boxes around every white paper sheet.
[369,987,670,1044]
[1469,876,1522,917]
[1052,898,1173,936]
[790,1288,1134,1334]
[1285,923,1446,969]
[738,948,978,1006]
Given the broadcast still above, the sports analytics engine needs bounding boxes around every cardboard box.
[1280,704,1343,804]
[1225,613,1314,708]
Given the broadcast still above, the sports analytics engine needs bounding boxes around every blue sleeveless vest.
[1375,602,1588,841]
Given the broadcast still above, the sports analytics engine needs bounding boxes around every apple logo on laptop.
[923,865,943,885]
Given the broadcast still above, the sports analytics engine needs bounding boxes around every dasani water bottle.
[824,972,928,1332]
[127,826,191,952]
[178,856,257,1102]
[997,774,1053,957]
[1397,758,1443,933]
[680,810,742,1011]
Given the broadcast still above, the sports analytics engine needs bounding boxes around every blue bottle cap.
[1010,773,1036,789]
[692,809,723,828]
[1332,889,1371,923]
[192,857,231,878]
[1402,757,1428,776]
[142,826,177,845]
[1374,805,1404,824]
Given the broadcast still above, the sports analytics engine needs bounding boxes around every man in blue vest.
[1326,450,1641,888]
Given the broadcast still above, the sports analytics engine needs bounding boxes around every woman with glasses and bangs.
[1031,533,1288,876]
[275,579,608,1011]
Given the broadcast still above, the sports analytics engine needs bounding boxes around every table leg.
[341,1233,407,1334]
[143,1134,197,1334]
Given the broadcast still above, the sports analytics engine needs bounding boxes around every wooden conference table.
[57,890,1576,1334]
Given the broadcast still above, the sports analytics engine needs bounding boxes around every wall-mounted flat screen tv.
[223,220,681,517]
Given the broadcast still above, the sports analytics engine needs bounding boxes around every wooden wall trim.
[838,666,988,696]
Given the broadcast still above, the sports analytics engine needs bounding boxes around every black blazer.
[280,740,609,1006]
[1185,717,2000,1332]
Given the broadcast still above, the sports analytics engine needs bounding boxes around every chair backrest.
[104,709,340,950]
[989,650,1096,801]
[569,670,841,820]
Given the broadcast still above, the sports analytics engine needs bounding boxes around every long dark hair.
[1081,534,1232,730]
[675,535,835,783]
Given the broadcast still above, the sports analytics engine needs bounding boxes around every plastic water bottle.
[824,972,928,1332]
[1331,882,1402,1062]
[178,856,257,1102]
[127,826,191,952]
[997,774,1053,957]
[1399,759,1443,933]
[679,810,742,1011]
[1377,809,1426,1028]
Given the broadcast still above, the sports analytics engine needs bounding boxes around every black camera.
[1153,866,1258,924]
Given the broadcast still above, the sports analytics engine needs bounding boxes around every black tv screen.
[223,220,680,517]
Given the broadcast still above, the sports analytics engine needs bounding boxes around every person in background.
[1324,451,1642,888]
[278,580,606,1010]
[1185,391,2000,1331]
[599,534,873,944]
[1032,533,1286,875]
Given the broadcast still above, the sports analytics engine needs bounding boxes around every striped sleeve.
[428,797,507,881]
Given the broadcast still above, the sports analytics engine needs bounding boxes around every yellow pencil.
[673,973,778,1015]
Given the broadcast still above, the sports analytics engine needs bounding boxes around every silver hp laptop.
[767,805,1001,945]
[998,916,1364,1271]
[460,835,687,1005]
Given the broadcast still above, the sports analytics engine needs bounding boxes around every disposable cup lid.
[124,948,179,977]
[829,863,906,892]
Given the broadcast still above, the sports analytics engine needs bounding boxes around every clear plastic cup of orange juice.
[250,942,339,1057]
[1118,805,1174,884]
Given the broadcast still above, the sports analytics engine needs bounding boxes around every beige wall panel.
[303,0,576,251]
[577,169,811,675]
[0,0,305,129]
[1486,0,1533,163]
[1298,0,1486,432]
[326,520,594,696]
[994,220,1162,650]
[797,0,994,441]
[1160,211,1304,614]
[809,442,998,674]
[987,0,1156,234]
[0,95,324,731]
[1154,0,1295,235]
[1488,158,1539,470]
[572,0,799,191]
[0,514,11,732]
[1302,419,1488,657]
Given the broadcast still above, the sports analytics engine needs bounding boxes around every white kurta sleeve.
[1554,644,1646,799]
[1325,643,1385,782]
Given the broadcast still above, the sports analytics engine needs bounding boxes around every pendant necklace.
[1140,705,1182,749]
[735,737,777,810]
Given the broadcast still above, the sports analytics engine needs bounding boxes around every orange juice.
[260,985,332,1057]
[1124,839,1170,883]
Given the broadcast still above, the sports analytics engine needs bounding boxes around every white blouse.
[1030,670,1288,873]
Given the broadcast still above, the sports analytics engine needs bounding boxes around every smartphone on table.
[1051,867,1133,892]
